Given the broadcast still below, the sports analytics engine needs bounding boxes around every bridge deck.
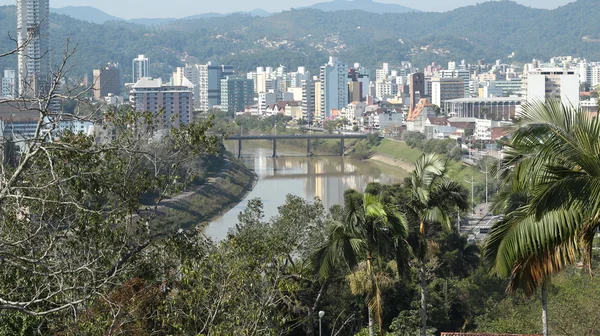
[226,134,368,140]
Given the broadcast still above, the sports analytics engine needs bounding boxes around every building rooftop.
[133,77,162,88]
[444,97,522,103]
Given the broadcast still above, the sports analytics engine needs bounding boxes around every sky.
[0,0,576,19]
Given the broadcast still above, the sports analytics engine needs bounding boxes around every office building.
[347,68,365,102]
[431,77,465,106]
[130,77,193,127]
[198,63,233,112]
[348,81,362,103]
[17,0,50,98]
[526,68,579,108]
[439,69,471,97]
[2,70,16,98]
[92,62,121,100]
[220,77,254,113]
[132,55,149,83]
[319,56,348,119]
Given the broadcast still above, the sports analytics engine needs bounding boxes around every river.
[204,141,410,241]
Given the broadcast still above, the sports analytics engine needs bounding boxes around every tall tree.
[482,100,600,336]
[313,190,409,336]
[0,41,221,318]
[403,154,469,336]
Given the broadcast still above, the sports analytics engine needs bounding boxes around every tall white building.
[376,63,390,82]
[2,70,16,98]
[132,55,149,83]
[319,56,348,119]
[526,68,579,108]
[17,0,50,98]
[376,80,398,99]
[301,76,315,121]
[173,65,203,109]
[258,92,277,115]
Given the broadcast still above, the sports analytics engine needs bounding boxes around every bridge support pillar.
[272,139,277,158]
[340,138,345,156]
[238,139,242,158]
[307,138,312,156]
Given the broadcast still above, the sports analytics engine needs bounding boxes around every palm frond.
[484,208,583,278]
[312,221,366,280]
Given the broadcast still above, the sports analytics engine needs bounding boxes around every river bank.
[369,153,415,172]
[154,154,257,232]
[371,138,486,184]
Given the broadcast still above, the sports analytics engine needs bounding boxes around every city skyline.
[0,0,576,19]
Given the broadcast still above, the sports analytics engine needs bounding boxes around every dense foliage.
[402,132,464,161]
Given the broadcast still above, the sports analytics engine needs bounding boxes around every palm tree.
[437,231,481,279]
[313,190,409,336]
[404,154,469,336]
[482,99,600,336]
[485,200,579,336]
[493,100,600,266]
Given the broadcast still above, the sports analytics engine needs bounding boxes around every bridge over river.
[226,134,369,158]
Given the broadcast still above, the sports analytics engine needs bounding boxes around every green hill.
[0,0,598,82]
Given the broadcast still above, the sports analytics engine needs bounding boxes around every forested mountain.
[50,6,123,24]
[307,0,417,13]
[49,6,271,26]
[0,0,598,83]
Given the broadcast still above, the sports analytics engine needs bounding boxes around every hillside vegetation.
[0,0,599,81]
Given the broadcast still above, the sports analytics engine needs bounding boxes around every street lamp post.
[465,176,475,214]
[480,164,489,204]
[319,311,325,336]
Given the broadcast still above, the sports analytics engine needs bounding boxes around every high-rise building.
[376,63,390,82]
[313,80,322,121]
[172,64,203,109]
[129,77,193,127]
[132,55,149,83]
[92,63,121,100]
[220,77,254,113]
[431,77,464,107]
[439,69,471,98]
[2,70,16,98]
[198,63,233,112]
[376,80,398,99]
[526,68,579,108]
[319,56,348,119]
[301,77,315,122]
[348,81,362,103]
[17,0,50,98]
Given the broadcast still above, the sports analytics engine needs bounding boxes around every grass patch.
[374,139,485,186]
[373,139,424,163]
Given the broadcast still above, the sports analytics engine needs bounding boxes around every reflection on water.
[204,141,408,241]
